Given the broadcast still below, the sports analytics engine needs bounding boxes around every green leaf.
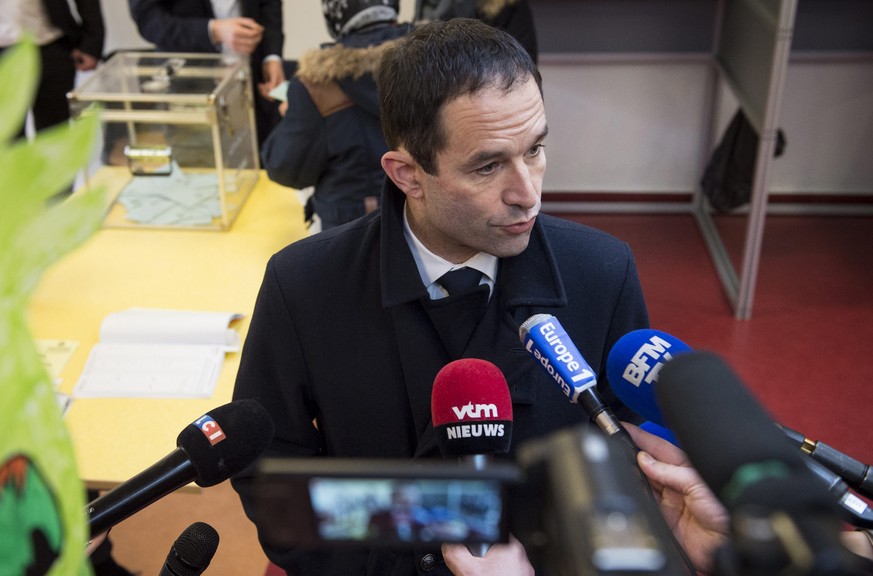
[8,186,106,296]
[0,39,39,145]
[0,113,98,212]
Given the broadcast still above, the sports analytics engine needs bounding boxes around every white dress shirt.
[403,202,497,300]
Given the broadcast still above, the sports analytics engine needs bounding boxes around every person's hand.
[71,49,98,71]
[258,59,285,99]
[85,531,109,555]
[442,535,534,576]
[279,101,288,116]
[842,530,873,561]
[625,422,730,573]
[210,18,264,56]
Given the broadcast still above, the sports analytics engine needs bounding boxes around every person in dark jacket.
[128,0,285,148]
[261,0,411,230]
[1,0,104,140]
[414,0,538,63]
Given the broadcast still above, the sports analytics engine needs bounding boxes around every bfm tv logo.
[194,414,226,445]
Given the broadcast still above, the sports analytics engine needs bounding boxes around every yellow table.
[27,172,307,490]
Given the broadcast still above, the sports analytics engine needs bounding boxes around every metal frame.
[693,0,799,319]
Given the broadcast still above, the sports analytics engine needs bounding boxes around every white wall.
[539,55,873,196]
[101,0,415,60]
[539,59,711,193]
[772,60,873,194]
[99,2,873,198]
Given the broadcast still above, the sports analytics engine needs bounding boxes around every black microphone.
[519,313,637,453]
[87,399,274,536]
[159,522,220,576]
[778,424,873,501]
[657,352,869,575]
[431,358,513,557]
[605,328,873,528]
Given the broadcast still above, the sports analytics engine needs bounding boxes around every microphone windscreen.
[431,359,513,457]
[656,352,833,512]
[166,522,220,576]
[176,399,274,487]
[606,329,692,426]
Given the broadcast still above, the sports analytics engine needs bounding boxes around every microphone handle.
[88,449,195,536]
[578,390,639,454]
[807,441,873,500]
[462,454,491,558]
[780,424,873,500]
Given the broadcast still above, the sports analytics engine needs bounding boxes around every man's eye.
[528,144,545,157]
[477,162,498,175]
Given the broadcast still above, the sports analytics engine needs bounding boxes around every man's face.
[407,76,548,263]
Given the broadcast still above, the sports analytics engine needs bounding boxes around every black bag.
[700,109,786,212]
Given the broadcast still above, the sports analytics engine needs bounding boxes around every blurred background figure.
[261,0,411,230]
[414,0,537,62]
[128,0,285,149]
[0,0,105,195]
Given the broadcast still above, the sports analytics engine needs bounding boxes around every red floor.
[563,212,873,470]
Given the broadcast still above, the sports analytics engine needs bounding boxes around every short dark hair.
[377,18,542,175]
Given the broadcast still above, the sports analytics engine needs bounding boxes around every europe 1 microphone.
[431,358,513,557]
[518,314,697,574]
[519,313,638,452]
[605,328,873,529]
[87,399,274,536]
[159,522,220,576]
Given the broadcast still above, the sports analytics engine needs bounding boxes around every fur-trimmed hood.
[296,40,396,85]
[295,22,411,116]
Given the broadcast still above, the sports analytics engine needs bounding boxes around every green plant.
[0,38,105,575]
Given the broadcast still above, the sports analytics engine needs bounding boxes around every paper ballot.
[74,308,243,398]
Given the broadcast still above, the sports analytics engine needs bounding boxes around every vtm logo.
[452,403,498,420]
[194,414,226,445]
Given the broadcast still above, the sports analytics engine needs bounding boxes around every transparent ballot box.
[69,52,259,230]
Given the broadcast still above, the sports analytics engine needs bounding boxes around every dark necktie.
[438,267,482,296]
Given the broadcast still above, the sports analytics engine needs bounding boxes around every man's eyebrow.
[463,125,550,170]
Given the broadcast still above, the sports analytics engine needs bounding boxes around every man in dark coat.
[231,18,649,576]
[128,0,285,147]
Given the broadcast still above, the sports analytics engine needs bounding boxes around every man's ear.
[381,149,423,199]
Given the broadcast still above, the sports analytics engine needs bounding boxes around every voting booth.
[69,52,259,230]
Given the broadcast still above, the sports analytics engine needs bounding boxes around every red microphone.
[431,358,514,459]
[431,358,513,557]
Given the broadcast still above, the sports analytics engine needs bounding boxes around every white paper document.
[73,308,243,398]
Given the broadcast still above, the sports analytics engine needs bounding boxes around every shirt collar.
[402,202,498,298]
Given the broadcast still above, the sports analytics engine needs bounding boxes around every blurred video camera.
[253,425,688,575]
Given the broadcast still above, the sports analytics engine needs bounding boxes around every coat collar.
[378,179,567,311]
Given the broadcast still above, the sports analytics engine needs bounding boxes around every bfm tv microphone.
[657,352,870,575]
[159,522,220,576]
[87,399,274,536]
[431,358,513,557]
[519,314,637,453]
[607,329,873,528]
[605,328,692,428]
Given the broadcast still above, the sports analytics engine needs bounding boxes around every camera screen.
[308,477,505,545]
